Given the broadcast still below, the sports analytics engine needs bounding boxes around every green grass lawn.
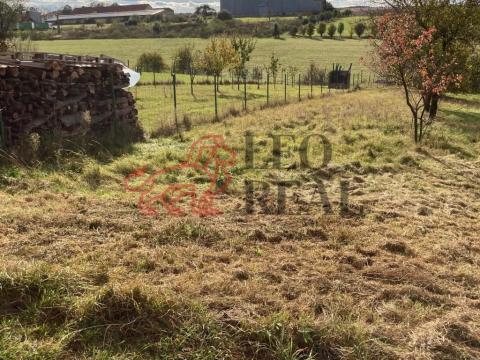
[33,36,371,72]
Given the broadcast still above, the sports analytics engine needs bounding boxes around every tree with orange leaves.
[369,13,464,143]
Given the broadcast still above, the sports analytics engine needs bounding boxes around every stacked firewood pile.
[0,53,139,148]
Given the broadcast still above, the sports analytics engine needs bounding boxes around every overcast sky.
[28,0,371,13]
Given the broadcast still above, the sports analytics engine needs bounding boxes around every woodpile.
[0,54,139,148]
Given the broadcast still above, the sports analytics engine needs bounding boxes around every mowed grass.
[1,89,480,358]
[33,36,371,71]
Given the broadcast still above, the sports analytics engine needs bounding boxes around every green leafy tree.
[317,22,326,37]
[288,65,298,86]
[174,44,202,96]
[201,36,237,77]
[252,66,263,88]
[337,22,344,37]
[289,25,298,37]
[354,22,366,38]
[231,35,256,85]
[201,37,237,120]
[268,53,281,88]
[379,0,480,128]
[0,0,23,51]
[327,23,336,38]
[195,4,216,17]
[217,9,233,21]
[307,23,315,38]
[137,52,167,72]
[300,25,306,36]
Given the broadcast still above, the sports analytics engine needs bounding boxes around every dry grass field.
[1,89,480,359]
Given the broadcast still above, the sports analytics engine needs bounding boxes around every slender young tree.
[337,22,345,37]
[230,35,256,87]
[354,22,366,38]
[370,13,463,142]
[173,43,202,97]
[327,23,337,38]
[268,53,281,88]
[372,0,480,141]
[307,23,315,38]
[201,37,238,120]
[317,22,327,37]
[273,23,281,39]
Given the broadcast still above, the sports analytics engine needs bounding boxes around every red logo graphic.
[124,135,237,217]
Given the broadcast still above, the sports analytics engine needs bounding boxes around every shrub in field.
[273,22,281,39]
[299,25,306,36]
[463,52,480,93]
[289,26,298,37]
[201,37,237,77]
[307,23,315,38]
[152,22,161,34]
[137,52,167,72]
[125,15,140,26]
[231,35,256,84]
[268,53,281,87]
[0,0,22,51]
[304,62,326,85]
[173,43,196,73]
[354,22,366,38]
[252,66,263,88]
[328,23,337,38]
[195,4,216,17]
[287,65,298,86]
[206,19,227,34]
[337,22,345,37]
[201,37,238,119]
[217,10,233,21]
[173,44,202,96]
[318,22,326,37]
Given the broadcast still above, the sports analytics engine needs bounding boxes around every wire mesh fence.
[129,67,384,134]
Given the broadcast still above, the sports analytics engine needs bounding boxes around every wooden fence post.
[284,73,287,104]
[214,74,219,121]
[267,72,270,105]
[0,109,5,149]
[243,75,247,111]
[172,72,182,139]
[310,73,313,99]
[298,74,301,102]
[110,72,117,136]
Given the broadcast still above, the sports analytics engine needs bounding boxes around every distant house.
[46,4,174,24]
[220,0,325,17]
